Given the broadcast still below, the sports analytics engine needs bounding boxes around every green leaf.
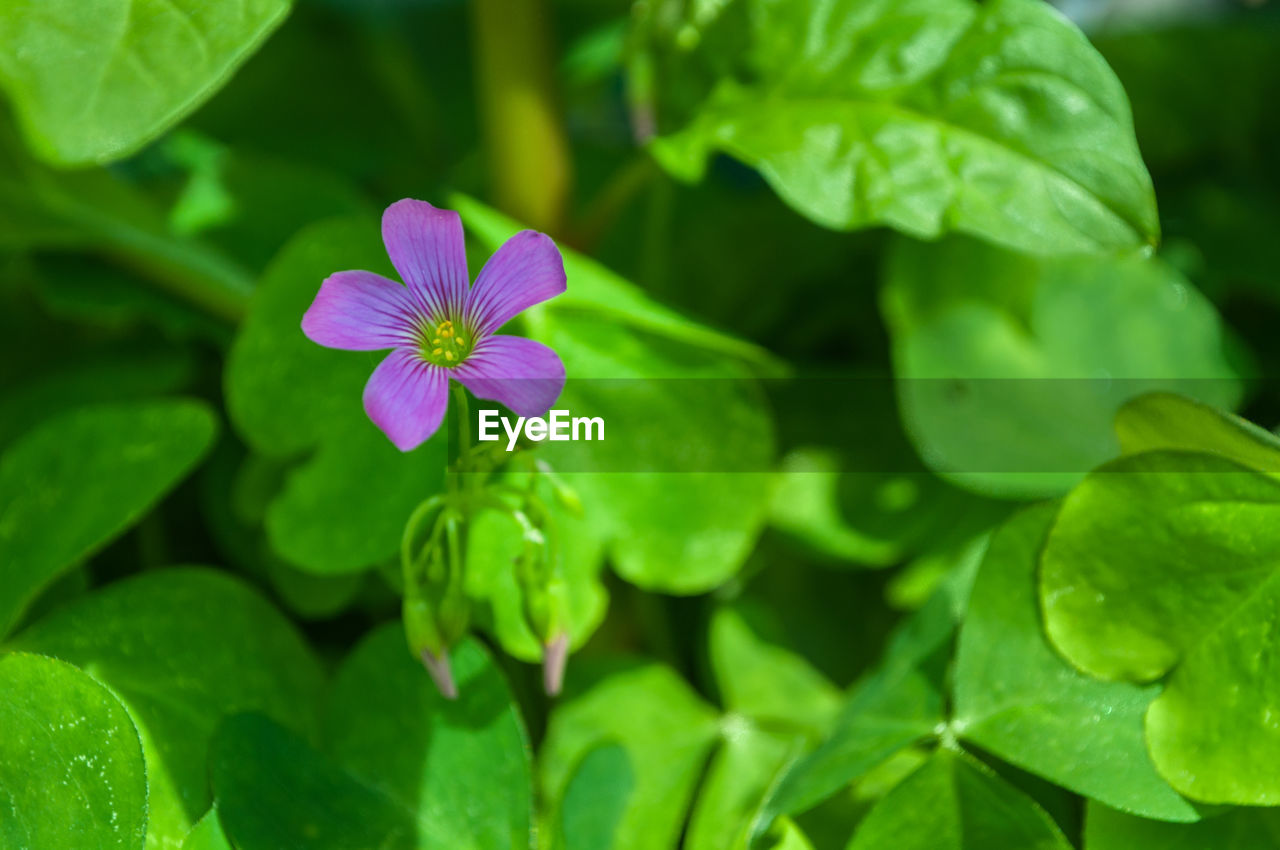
[215,629,532,850]
[323,625,533,850]
[181,811,232,850]
[883,235,1244,498]
[0,0,289,165]
[9,568,325,847]
[757,591,955,829]
[846,749,1072,850]
[709,602,840,731]
[540,660,720,850]
[952,503,1198,821]
[638,0,1157,255]
[559,745,634,850]
[686,603,841,850]
[213,713,417,850]
[1041,451,1280,804]
[0,399,217,636]
[688,727,800,850]
[225,217,447,573]
[1114,393,1280,472]
[455,196,776,593]
[0,652,147,850]
[1084,802,1280,850]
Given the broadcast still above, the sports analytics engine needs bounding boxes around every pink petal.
[363,349,450,451]
[382,199,469,323]
[464,231,566,335]
[301,271,420,351]
[453,335,565,418]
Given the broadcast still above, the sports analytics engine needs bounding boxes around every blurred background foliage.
[1,0,1279,848]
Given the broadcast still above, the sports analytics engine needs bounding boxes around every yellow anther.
[456,337,466,347]
[432,338,441,344]
[433,348,443,356]
[445,351,455,361]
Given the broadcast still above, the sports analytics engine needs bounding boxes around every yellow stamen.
[445,351,455,361]
[433,348,443,355]
[456,338,466,347]
[432,338,441,344]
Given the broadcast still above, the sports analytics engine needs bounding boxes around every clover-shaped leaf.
[953,503,1197,821]
[10,568,324,847]
[225,217,446,574]
[1041,442,1280,804]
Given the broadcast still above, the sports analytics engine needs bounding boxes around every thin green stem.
[451,382,472,474]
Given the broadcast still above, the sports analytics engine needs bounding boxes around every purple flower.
[301,199,567,451]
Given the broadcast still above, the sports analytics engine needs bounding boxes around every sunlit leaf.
[953,503,1197,821]
[0,652,147,850]
[638,0,1158,255]
[1041,451,1280,803]
[0,0,289,165]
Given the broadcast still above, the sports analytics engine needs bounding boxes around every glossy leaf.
[0,400,217,636]
[0,652,147,850]
[225,217,447,573]
[953,503,1197,821]
[846,749,1073,850]
[640,0,1158,255]
[0,0,289,165]
[1041,451,1280,803]
[883,235,1243,498]
[1114,393,1280,472]
[10,568,325,847]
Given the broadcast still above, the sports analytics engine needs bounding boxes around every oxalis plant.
[0,1,1278,850]
[300,197,575,697]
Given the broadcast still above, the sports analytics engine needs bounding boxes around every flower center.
[420,319,471,367]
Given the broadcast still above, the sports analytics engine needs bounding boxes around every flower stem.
[451,381,472,476]
[469,0,571,234]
